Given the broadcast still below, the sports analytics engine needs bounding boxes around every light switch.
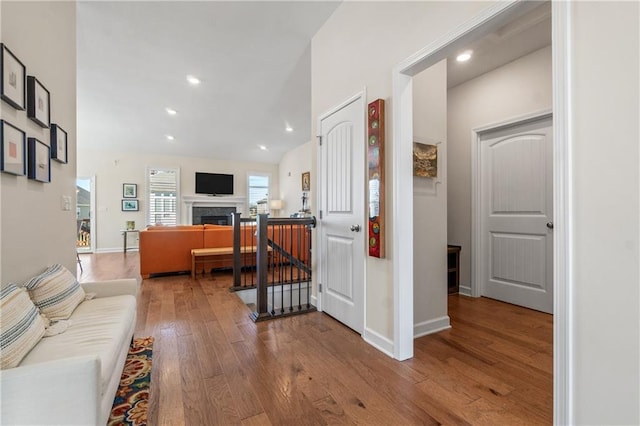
[61,195,72,211]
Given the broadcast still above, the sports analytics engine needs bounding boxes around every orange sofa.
[139,225,205,278]
[139,224,310,278]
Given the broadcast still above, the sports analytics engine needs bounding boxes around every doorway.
[76,176,95,253]
[392,1,571,422]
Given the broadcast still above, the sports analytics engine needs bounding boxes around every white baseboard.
[413,315,451,338]
[310,294,318,309]
[96,248,134,253]
[363,327,394,358]
[459,285,472,296]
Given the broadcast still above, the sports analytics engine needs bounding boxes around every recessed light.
[456,51,472,62]
[285,126,293,132]
[258,145,268,151]
[166,107,177,115]
[186,75,200,85]
[166,135,175,141]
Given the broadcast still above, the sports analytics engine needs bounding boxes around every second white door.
[479,115,553,314]
[319,95,365,333]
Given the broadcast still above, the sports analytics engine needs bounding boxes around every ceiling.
[447,2,551,89]
[77,1,340,164]
[77,1,550,165]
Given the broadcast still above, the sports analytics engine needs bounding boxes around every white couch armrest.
[0,355,101,425]
[81,278,139,300]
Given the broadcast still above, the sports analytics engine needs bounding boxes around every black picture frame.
[27,137,51,183]
[27,76,50,128]
[1,119,26,176]
[50,124,68,164]
[123,183,137,198]
[0,43,26,110]
[122,199,139,211]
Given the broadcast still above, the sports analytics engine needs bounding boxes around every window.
[247,173,269,217]
[147,167,180,225]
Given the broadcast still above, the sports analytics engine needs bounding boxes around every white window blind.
[148,168,179,226]
[248,174,269,217]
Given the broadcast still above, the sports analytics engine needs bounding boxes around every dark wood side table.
[447,245,461,294]
[121,230,140,253]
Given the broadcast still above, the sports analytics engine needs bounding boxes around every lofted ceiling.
[77,1,550,165]
[76,1,340,164]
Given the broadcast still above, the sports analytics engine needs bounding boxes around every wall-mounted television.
[195,172,234,195]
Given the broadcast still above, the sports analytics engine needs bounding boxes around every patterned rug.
[108,337,154,426]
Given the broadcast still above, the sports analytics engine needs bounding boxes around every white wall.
[412,60,449,335]
[1,2,77,284]
[570,2,639,423]
[312,1,488,343]
[77,150,278,251]
[447,46,552,289]
[278,141,314,217]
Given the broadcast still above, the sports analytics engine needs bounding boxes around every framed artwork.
[413,142,438,178]
[122,199,139,211]
[367,99,385,258]
[27,137,51,183]
[1,120,26,175]
[27,76,50,128]
[1,44,26,110]
[123,183,137,198]
[301,171,310,191]
[50,124,68,164]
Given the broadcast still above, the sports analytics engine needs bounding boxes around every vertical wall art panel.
[367,99,385,258]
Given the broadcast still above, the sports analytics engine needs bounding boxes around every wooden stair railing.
[228,213,316,322]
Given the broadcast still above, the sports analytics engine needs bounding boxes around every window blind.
[148,168,178,226]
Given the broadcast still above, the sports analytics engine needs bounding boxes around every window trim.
[146,166,181,226]
[246,171,271,217]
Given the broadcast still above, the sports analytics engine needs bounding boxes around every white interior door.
[480,115,553,313]
[319,95,365,333]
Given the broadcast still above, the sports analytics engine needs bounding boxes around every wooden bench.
[191,246,272,278]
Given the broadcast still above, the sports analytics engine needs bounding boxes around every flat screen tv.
[195,172,234,195]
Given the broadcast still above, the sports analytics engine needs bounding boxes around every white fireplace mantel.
[182,195,246,224]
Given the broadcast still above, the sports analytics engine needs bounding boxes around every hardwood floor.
[79,252,553,425]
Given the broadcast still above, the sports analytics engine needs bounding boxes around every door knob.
[350,224,361,232]
[546,222,554,229]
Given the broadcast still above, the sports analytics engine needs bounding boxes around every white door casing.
[318,94,365,333]
[477,114,553,313]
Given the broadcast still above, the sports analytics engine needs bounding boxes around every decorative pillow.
[24,264,86,322]
[1,284,46,369]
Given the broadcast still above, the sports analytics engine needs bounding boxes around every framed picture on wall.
[1,43,26,110]
[123,183,137,198]
[50,124,68,164]
[122,199,139,211]
[301,171,310,191]
[1,119,26,175]
[27,137,51,183]
[27,76,50,128]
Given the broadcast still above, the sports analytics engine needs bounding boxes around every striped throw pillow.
[1,284,46,369]
[24,264,86,322]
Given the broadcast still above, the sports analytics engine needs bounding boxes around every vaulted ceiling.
[77,1,340,164]
[77,1,550,165]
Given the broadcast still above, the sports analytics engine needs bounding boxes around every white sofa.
[0,278,138,426]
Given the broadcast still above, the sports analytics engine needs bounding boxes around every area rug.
[108,337,154,426]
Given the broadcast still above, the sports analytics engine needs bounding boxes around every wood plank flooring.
[78,252,553,425]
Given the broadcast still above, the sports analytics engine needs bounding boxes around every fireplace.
[182,195,246,225]
[200,215,231,226]
[192,206,236,225]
